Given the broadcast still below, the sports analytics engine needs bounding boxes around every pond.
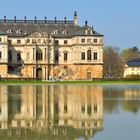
[0,85,140,140]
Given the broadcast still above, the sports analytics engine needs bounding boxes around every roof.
[0,19,103,37]
[127,58,140,66]
[0,30,7,35]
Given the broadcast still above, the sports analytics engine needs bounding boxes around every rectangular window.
[64,40,68,45]
[94,105,97,113]
[81,122,85,127]
[27,53,30,60]
[81,105,85,113]
[87,105,92,115]
[32,39,36,44]
[81,38,85,43]
[0,52,2,59]
[8,51,12,61]
[64,104,68,113]
[93,52,98,60]
[87,39,92,43]
[17,40,21,44]
[27,39,30,43]
[81,52,85,60]
[17,52,21,61]
[54,50,59,63]
[94,39,97,43]
[94,121,97,127]
[64,53,68,61]
[0,38,2,42]
[55,40,59,45]
[54,103,59,114]
[8,40,12,44]
[36,50,42,60]
[49,39,52,43]
[64,66,67,69]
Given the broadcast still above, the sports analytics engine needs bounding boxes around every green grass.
[0,79,140,85]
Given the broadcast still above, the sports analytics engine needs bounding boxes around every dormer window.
[16,29,22,34]
[54,30,59,34]
[7,29,12,34]
[85,28,93,35]
[63,30,68,34]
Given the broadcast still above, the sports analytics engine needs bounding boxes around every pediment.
[27,32,48,38]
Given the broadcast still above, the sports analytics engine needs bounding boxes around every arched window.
[16,29,22,34]
[54,30,59,34]
[36,50,42,60]
[7,29,12,34]
[63,30,68,34]
[87,50,92,60]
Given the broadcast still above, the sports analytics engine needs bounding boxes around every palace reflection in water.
[0,85,103,140]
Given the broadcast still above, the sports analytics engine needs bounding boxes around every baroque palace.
[0,12,103,80]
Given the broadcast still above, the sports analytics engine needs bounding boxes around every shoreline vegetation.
[0,79,140,85]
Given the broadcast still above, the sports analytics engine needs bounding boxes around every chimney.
[4,16,6,23]
[44,17,47,23]
[85,20,88,26]
[34,16,37,23]
[64,17,67,23]
[14,16,16,23]
[24,16,26,23]
[74,11,78,25]
[54,17,57,23]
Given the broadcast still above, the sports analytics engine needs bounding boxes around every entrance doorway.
[36,68,42,79]
[87,71,92,79]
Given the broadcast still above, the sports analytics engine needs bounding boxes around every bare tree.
[103,46,123,78]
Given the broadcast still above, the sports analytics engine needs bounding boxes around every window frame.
[87,50,92,60]
[36,50,43,61]
[81,38,85,43]
[64,40,68,45]
[81,52,85,60]
[0,51,2,59]
[94,39,98,43]
[93,52,98,60]
[17,39,21,44]
[64,52,68,61]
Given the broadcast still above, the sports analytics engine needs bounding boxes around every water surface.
[0,85,140,140]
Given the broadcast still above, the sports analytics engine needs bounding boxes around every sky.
[0,0,140,49]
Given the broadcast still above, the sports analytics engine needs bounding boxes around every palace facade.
[0,12,103,80]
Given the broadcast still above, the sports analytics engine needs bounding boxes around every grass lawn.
[0,79,140,85]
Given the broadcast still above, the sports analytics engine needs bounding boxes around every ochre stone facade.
[0,12,103,80]
[0,64,8,77]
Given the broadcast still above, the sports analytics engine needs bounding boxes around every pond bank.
[0,80,140,85]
